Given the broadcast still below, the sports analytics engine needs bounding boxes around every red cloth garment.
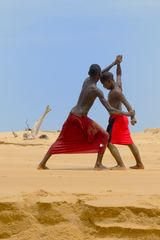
[48,113,108,155]
[107,115,133,145]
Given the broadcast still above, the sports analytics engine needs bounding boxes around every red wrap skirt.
[48,113,108,155]
[107,115,133,145]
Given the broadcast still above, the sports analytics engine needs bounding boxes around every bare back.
[71,77,101,116]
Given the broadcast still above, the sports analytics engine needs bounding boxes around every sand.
[0,129,160,240]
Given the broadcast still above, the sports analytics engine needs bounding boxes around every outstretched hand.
[115,55,123,64]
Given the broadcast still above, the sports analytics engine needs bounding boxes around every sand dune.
[0,130,160,239]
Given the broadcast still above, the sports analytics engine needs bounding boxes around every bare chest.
[108,90,121,108]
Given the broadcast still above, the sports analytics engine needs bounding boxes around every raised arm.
[102,61,116,73]
[102,55,122,73]
[96,88,134,117]
[116,63,122,90]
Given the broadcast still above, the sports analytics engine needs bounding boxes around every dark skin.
[38,60,134,170]
[70,75,133,117]
[102,56,144,170]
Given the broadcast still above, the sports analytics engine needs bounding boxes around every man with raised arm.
[37,60,134,170]
[100,56,144,170]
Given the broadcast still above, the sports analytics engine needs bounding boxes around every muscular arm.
[115,91,137,124]
[116,62,137,124]
[96,89,134,117]
[117,91,133,112]
[102,61,116,73]
[116,63,122,90]
[102,55,123,73]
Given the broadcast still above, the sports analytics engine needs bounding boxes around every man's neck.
[90,76,99,83]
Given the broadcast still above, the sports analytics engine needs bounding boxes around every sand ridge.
[0,191,160,240]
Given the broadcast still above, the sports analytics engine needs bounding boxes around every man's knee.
[102,131,109,143]
[98,132,108,154]
[98,143,107,154]
[108,143,117,151]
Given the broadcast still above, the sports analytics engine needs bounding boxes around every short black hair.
[100,72,114,84]
[88,64,101,76]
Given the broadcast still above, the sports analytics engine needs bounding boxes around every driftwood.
[12,132,18,137]
[23,105,51,140]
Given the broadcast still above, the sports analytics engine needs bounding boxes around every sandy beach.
[0,129,160,240]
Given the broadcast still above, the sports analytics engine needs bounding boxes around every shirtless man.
[37,60,134,170]
[100,56,144,169]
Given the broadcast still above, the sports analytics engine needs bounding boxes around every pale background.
[0,0,159,132]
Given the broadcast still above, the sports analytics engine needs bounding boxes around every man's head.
[88,64,101,79]
[100,72,115,89]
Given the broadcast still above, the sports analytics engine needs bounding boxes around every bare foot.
[109,165,126,170]
[130,164,144,169]
[37,165,49,170]
[94,164,108,170]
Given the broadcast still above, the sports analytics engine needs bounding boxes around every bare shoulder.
[95,87,104,97]
[89,85,103,95]
[114,85,122,93]
[91,84,100,91]
[111,87,123,97]
[82,77,90,86]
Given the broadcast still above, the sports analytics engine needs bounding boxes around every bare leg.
[128,143,144,169]
[31,105,51,138]
[94,153,107,170]
[108,143,126,170]
[37,152,52,170]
